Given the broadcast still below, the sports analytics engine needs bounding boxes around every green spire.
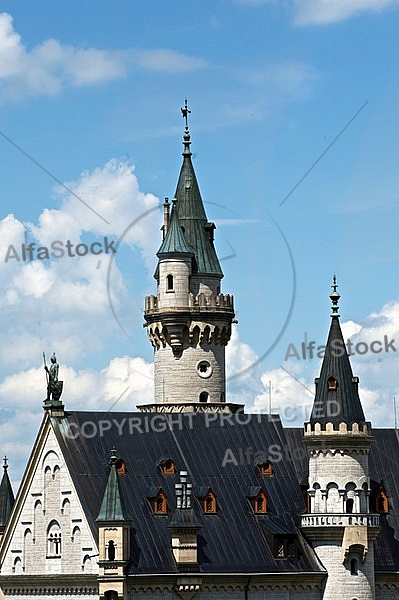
[309,278,366,427]
[0,457,14,529]
[173,101,223,277]
[96,448,129,522]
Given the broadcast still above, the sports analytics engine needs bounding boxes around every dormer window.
[327,376,337,390]
[158,458,175,475]
[247,488,267,514]
[153,490,167,514]
[167,274,174,291]
[203,489,217,514]
[274,535,297,559]
[258,461,273,476]
[376,488,389,514]
[115,458,126,476]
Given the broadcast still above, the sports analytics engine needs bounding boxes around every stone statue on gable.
[43,352,64,403]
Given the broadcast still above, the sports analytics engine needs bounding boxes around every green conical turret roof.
[309,278,366,427]
[96,448,129,522]
[157,200,195,258]
[173,124,223,277]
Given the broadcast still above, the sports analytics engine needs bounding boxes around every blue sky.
[0,0,399,485]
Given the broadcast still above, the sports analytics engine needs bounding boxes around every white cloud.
[292,0,399,25]
[132,49,207,73]
[0,354,153,489]
[233,0,399,24]
[0,13,207,101]
[0,158,161,370]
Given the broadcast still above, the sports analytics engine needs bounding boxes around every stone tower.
[141,106,242,413]
[301,278,380,600]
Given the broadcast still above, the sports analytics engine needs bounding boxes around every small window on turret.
[199,391,209,403]
[167,274,174,291]
[115,458,126,476]
[327,376,337,390]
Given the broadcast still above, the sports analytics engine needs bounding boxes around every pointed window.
[167,274,174,291]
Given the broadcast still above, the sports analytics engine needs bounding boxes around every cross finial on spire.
[181,98,191,129]
[3,456,8,470]
[330,274,341,317]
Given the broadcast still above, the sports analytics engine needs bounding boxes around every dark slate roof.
[0,465,14,528]
[96,459,130,522]
[173,131,223,277]
[309,316,366,427]
[156,204,195,258]
[285,426,399,572]
[51,411,324,576]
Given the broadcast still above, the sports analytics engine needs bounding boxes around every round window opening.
[197,360,213,379]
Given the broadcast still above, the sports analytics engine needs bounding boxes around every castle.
[0,110,397,600]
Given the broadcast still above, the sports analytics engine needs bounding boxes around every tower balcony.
[301,513,380,528]
[145,292,234,314]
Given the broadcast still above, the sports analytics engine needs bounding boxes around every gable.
[0,415,98,576]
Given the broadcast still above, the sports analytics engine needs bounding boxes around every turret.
[301,277,380,600]
[141,102,242,413]
[0,457,14,544]
[96,448,131,600]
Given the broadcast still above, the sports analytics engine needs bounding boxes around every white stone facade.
[0,420,98,598]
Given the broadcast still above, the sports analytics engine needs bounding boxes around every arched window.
[199,391,209,403]
[47,520,61,556]
[13,556,22,573]
[108,539,116,561]
[105,591,118,600]
[61,498,70,515]
[167,274,174,291]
